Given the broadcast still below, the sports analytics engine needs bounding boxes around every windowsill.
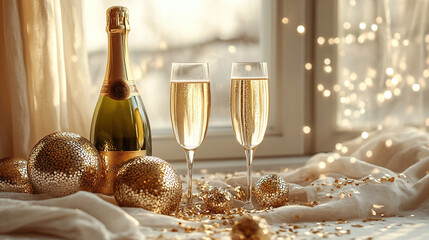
[170,156,309,175]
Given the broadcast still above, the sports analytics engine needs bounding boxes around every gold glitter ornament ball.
[114,156,182,215]
[28,132,102,197]
[203,186,234,213]
[231,215,270,240]
[0,157,32,193]
[253,174,289,208]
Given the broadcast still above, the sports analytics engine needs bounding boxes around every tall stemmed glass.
[170,63,211,206]
[230,62,269,209]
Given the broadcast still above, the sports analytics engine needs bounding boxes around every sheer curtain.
[0,0,93,158]
[336,0,429,130]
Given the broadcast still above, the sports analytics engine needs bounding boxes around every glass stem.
[244,148,254,208]
[184,150,195,206]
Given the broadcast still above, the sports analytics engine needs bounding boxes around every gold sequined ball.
[0,157,32,193]
[231,215,270,240]
[28,132,102,197]
[253,174,289,208]
[113,156,182,215]
[203,186,234,213]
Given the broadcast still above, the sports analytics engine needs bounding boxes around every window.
[85,0,310,160]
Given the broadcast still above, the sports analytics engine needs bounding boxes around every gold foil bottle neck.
[106,6,130,33]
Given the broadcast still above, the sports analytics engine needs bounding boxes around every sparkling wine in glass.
[230,62,269,209]
[170,63,211,206]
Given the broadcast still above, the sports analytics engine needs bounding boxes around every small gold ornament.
[253,174,289,208]
[203,186,234,213]
[28,132,101,197]
[231,215,270,240]
[0,157,32,193]
[233,185,247,201]
[113,156,182,215]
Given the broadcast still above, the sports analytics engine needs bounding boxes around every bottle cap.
[106,6,130,33]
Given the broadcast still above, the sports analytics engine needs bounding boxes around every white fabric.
[259,127,429,223]
[0,192,143,240]
[1,128,429,239]
[0,0,93,159]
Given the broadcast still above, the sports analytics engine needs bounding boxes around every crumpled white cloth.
[257,127,429,223]
[0,192,144,240]
[1,127,429,239]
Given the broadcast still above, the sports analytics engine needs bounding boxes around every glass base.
[243,201,254,210]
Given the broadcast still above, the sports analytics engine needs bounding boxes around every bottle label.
[107,79,131,101]
[100,79,139,100]
[95,150,147,195]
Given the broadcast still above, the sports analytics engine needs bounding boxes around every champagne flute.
[230,62,269,209]
[170,63,211,206]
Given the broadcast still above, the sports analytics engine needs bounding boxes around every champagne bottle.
[90,6,152,195]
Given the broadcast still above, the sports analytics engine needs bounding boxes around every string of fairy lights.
[282,1,429,147]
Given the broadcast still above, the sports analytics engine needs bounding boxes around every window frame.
[313,0,364,153]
